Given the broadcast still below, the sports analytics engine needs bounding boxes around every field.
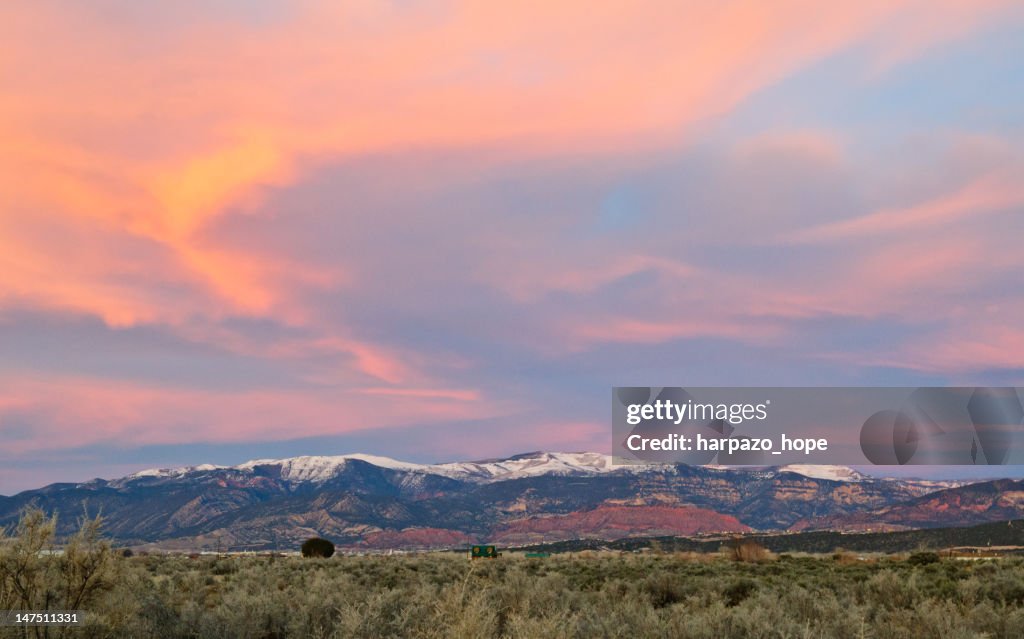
[3,511,1024,638]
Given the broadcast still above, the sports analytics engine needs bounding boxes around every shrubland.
[2,508,1024,638]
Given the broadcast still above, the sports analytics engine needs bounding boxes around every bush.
[0,506,115,618]
[907,551,941,566]
[642,573,690,608]
[728,539,770,563]
[301,537,336,558]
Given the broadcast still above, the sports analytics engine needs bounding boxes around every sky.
[2,1,1024,494]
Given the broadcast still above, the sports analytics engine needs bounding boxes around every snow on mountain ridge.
[778,464,864,482]
[431,452,616,481]
[121,453,867,485]
[235,454,430,482]
[123,463,225,480]
[122,452,617,485]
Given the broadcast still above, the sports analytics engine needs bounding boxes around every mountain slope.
[0,452,969,550]
[795,479,1024,532]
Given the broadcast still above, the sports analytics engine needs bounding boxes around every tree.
[301,537,335,558]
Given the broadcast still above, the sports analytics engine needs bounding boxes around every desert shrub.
[979,571,1024,606]
[907,550,941,566]
[300,537,335,558]
[722,577,758,607]
[833,549,861,565]
[728,539,770,563]
[641,572,692,608]
[0,506,115,627]
[211,556,241,575]
[868,569,920,611]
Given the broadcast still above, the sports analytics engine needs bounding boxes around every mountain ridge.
[85,451,873,491]
[2,451,1016,551]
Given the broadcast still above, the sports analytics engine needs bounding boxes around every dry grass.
[3,508,1024,638]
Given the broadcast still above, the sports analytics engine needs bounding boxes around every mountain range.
[1,451,1021,551]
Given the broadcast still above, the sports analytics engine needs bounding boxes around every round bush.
[907,551,940,566]
[301,537,336,558]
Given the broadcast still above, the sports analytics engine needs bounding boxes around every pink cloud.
[0,373,507,456]
[865,0,1022,75]
[358,387,481,402]
[788,173,1024,243]
[733,130,845,166]
[572,318,784,348]
[412,421,608,462]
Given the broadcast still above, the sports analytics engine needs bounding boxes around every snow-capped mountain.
[235,454,430,483]
[431,451,618,481]
[125,463,225,479]
[2,451,991,552]
[121,451,865,486]
[777,464,866,482]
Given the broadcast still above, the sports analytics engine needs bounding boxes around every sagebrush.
[2,508,1024,638]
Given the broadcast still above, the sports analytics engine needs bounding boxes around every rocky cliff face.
[794,479,1024,532]
[492,505,749,545]
[0,452,979,550]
